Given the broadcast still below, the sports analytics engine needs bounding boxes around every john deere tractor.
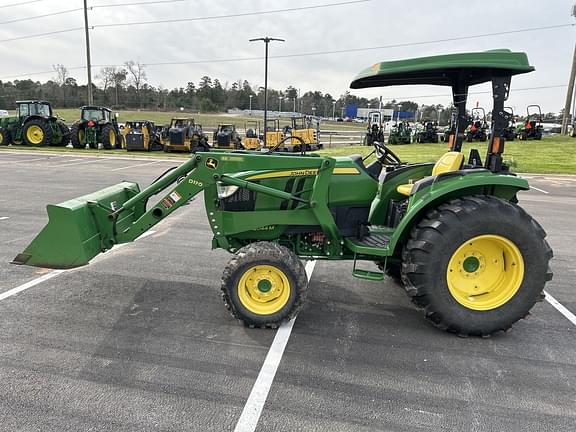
[465,107,489,142]
[415,121,439,143]
[517,105,543,140]
[70,106,122,149]
[365,111,385,146]
[388,121,411,144]
[15,50,552,337]
[0,100,69,146]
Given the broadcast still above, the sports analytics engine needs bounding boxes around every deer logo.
[205,157,219,169]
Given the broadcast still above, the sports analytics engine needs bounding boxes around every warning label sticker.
[161,191,182,209]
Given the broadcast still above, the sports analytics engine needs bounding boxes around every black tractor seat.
[349,154,382,180]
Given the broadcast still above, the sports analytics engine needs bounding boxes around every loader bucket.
[12,182,141,269]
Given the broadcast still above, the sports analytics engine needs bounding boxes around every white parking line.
[0,230,156,302]
[110,161,161,171]
[234,260,317,432]
[56,159,101,168]
[0,217,9,221]
[0,155,65,165]
[545,291,576,326]
[530,186,549,194]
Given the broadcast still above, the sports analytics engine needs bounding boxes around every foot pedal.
[352,254,384,281]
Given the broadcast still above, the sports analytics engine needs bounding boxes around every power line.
[92,0,200,8]
[0,27,83,44]
[96,23,576,66]
[93,0,371,28]
[0,0,43,9]
[0,7,83,25]
[0,22,573,76]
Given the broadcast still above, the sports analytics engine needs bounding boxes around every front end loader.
[14,50,553,337]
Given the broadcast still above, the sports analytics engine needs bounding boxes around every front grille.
[220,188,256,211]
[170,131,184,145]
[126,134,144,149]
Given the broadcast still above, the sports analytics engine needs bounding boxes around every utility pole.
[249,37,284,147]
[561,4,576,134]
[83,0,93,105]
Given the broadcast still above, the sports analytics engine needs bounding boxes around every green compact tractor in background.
[517,104,543,140]
[388,121,412,144]
[70,106,122,149]
[0,100,69,146]
[14,50,553,337]
[365,111,385,145]
[415,121,439,143]
[465,107,488,142]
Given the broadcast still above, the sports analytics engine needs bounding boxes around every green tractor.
[365,111,385,145]
[415,121,439,143]
[465,107,488,142]
[516,104,543,140]
[14,50,553,337]
[70,106,122,149]
[0,100,69,146]
[388,121,412,144]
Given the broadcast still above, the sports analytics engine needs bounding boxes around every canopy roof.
[350,50,534,89]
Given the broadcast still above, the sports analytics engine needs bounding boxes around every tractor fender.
[387,171,530,255]
[22,115,50,125]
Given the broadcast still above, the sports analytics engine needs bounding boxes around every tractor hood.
[350,49,534,89]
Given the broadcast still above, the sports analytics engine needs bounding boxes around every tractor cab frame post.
[449,75,469,152]
[486,75,512,173]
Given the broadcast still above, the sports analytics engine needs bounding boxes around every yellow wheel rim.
[109,129,116,146]
[26,125,44,145]
[446,235,524,311]
[237,264,291,315]
[0,131,4,143]
[78,129,85,144]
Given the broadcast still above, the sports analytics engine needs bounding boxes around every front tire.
[0,127,11,145]
[70,123,85,148]
[401,195,553,336]
[221,242,308,328]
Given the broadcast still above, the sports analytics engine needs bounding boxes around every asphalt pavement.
[0,150,574,431]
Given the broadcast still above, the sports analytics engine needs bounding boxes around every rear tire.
[0,127,11,145]
[23,119,52,146]
[101,124,117,150]
[401,195,553,336]
[221,242,309,328]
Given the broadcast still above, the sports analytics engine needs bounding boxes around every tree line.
[0,62,560,123]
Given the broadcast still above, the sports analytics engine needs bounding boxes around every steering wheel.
[266,135,307,155]
[373,141,402,166]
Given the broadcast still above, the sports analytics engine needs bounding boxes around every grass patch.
[1,134,574,174]
[318,135,576,174]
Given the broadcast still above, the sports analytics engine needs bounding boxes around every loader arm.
[14,152,339,269]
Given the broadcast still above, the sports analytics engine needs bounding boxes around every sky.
[0,0,574,114]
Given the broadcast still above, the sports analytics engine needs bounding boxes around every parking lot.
[0,150,575,431]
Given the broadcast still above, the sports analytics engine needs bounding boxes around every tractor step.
[352,268,385,281]
[351,253,384,281]
[344,233,391,257]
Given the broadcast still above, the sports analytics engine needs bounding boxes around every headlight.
[217,183,239,199]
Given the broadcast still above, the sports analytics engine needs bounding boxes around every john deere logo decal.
[206,157,218,169]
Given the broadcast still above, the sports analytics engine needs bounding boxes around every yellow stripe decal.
[246,167,360,180]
